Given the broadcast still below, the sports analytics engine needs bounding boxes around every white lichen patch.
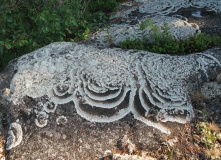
[9,42,221,134]
[56,116,67,126]
[35,111,49,128]
[6,122,23,150]
[113,154,156,160]
[2,88,10,99]
[43,101,57,113]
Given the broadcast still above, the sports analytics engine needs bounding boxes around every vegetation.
[0,0,125,71]
[1,1,221,72]
[104,110,221,160]
[120,18,221,54]
[0,136,5,160]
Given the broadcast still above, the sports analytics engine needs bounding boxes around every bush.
[0,0,126,71]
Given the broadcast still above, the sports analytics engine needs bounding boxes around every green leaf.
[71,18,78,27]
[5,43,12,49]
[56,24,61,31]
[7,17,13,22]
[65,28,72,34]
[0,46,3,54]
[40,16,47,22]
[45,27,49,32]
[65,21,69,26]
[19,42,23,47]
[66,9,72,14]
[59,31,65,36]
[21,40,28,45]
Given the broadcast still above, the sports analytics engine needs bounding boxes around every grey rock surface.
[0,43,220,159]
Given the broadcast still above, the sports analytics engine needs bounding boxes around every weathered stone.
[89,0,221,48]
[8,42,221,131]
[202,82,221,99]
[111,0,221,22]
[0,42,220,159]
[1,1,221,159]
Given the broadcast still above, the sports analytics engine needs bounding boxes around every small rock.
[217,73,221,83]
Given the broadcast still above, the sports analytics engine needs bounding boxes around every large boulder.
[1,0,221,159]
[0,42,221,159]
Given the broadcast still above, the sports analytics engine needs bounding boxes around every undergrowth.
[104,120,221,160]
[120,18,221,55]
[0,0,126,71]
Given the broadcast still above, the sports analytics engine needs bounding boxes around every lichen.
[6,122,23,150]
[9,42,221,134]
[56,116,67,126]
[34,111,49,128]
[111,0,221,19]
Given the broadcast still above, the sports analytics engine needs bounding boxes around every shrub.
[0,0,127,71]
[120,18,221,55]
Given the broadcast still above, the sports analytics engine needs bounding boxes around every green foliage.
[87,0,119,13]
[0,0,127,71]
[120,18,221,55]
[196,122,221,159]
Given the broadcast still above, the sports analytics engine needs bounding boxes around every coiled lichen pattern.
[6,122,23,150]
[10,43,221,134]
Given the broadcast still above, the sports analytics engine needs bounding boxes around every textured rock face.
[90,0,221,48]
[111,0,221,20]
[9,42,221,134]
[1,42,220,159]
[1,1,221,159]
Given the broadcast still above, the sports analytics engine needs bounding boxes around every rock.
[91,15,200,48]
[1,0,221,159]
[113,154,156,160]
[201,82,221,99]
[111,0,221,22]
[0,42,221,159]
[217,73,221,83]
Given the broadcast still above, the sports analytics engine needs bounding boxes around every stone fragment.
[217,73,221,83]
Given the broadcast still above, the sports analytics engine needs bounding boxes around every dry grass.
[105,120,221,160]
[0,136,5,160]
[190,88,205,106]
[208,121,221,132]
[205,148,221,159]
